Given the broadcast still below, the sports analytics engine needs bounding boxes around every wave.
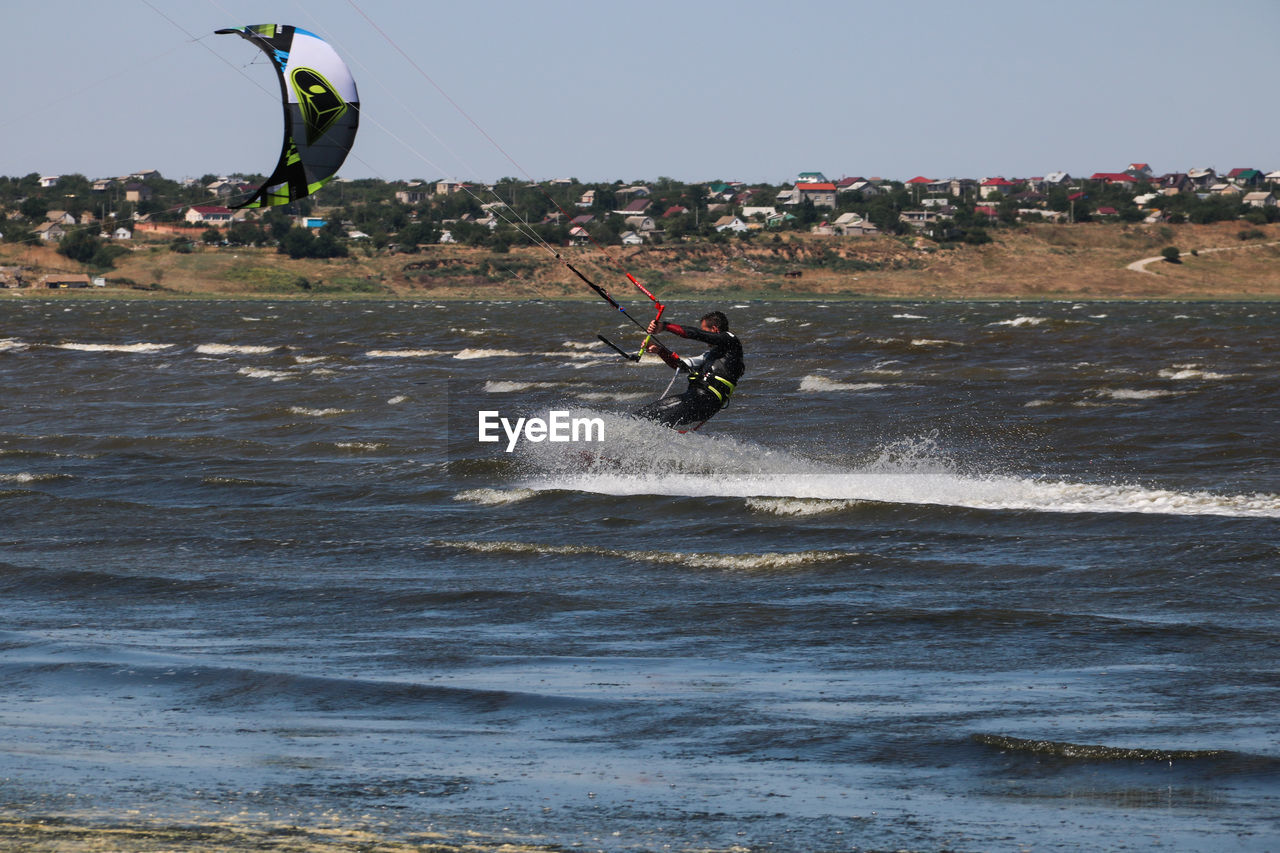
[196,343,280,355]
[1159,365,1236,381]
[0,338,25,352]
[288,406,352,417]
[364,348,450,358]
[237,367,294,381]
[483,380,561,393]
[971,734,1233,762]
[453,487,538,505]
[434,538,848,571]
[54,342,173,353]
[0,472,70,484]
[798,375,887,393]
[454,348,524,359]
[988,313,1049,324]
[1095,388,1179,401]
[745,497,862,516]
[508,415,1280,518]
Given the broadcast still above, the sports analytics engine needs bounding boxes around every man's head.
[700,311,728,332]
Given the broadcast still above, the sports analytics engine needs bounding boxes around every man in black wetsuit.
[634,310,745,429]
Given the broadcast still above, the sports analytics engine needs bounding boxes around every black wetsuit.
[634,323,745,429]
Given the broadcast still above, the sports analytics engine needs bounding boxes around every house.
[1157,173,1191,193]
[619,230,644,246]
[44,274,90,288]
[568,225,590,246]
[741,206,778,220]
[1021,209,1066,223]
[570,214,595,227]
[92,179,115,192]
[34,222,66,241]
[1210,183,1241,196]
[614,198,651,216]
[1041,171,1073,187]
[1227,168,1263,187]
[900,210,940,229]
[39,176,60,188]
[795,182,837,209]
[623,215,656,234]
[438,229,456,243]
[125,183,153,203]
[185,205,235,224]
[661,205,687,218]
[713,215,749,233]
[979,177,1019,198]
[766,211,797,229]
[1090,173,1139,190]
[844,179,887,197]
[906,176,934,190]
[435,180,467,195]
[46,210,78,225]
[395,189,429,204]
[1243,191,1276,208]
[832,212,878,236]
[111,227,133,240]
[576,189,596,208]
[1126,163,1153,179]
[1266,170,1280,185]
[616,185,651,203]
[1187,168,1217,189]
[797,171,828,184]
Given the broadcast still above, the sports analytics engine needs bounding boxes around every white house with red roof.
[795,182,837,209]
[185,205,235,224]
[1089,172,1139,190]
[979,177,1019,199]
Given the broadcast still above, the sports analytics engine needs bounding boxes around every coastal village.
[2,162,1278,293]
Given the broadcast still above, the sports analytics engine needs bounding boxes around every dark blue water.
[1,298,1277,850]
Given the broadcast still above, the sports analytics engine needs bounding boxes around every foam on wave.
[507,413,1280,518]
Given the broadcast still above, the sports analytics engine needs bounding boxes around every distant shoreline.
[4,221,1277,303]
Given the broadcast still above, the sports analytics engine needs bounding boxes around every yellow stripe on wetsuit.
[704,375,736,405]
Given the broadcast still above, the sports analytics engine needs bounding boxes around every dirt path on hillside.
[1127,240,1280,274]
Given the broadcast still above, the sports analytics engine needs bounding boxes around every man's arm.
[662,322,733,347]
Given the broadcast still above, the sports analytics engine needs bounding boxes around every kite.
[216,24,359,208]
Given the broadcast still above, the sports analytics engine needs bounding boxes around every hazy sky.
[5,0,1277,185]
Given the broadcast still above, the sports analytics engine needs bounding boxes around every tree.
[278,227,315,259]
[1161,246,1181,263]
[20,196,47,219]
[56,229,101,264]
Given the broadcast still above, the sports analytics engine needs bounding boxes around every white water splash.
[511,414,1280,519]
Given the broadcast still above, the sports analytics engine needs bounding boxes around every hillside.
[4,221,1278,300]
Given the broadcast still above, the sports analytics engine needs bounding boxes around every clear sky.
[4,0,1277,186]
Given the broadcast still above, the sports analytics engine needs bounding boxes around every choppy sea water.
[0,297,1277,851]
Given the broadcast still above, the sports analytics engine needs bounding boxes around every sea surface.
[0,296,1277,851]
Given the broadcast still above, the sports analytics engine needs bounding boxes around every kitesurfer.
[634,311,744,429]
